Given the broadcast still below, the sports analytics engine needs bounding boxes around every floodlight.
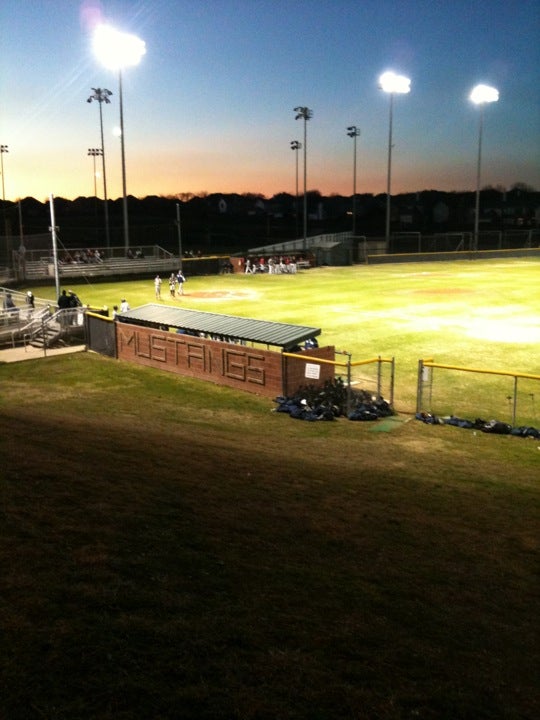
[379,71,411,95]
[470,84,499,105]
[93,24,146,70]
[378,72,412,246]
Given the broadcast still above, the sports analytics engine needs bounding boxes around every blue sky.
[1,0,539,201]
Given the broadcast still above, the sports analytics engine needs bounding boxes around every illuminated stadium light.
[93,24,146,255]
[469,84,499,105]
[378,72,411,248]
[92,25,146,71]
[378,71,411,95]
[469,84,499,249]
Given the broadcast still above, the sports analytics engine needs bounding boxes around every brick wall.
[116,322,284,398]
[116,322,335,398]
[282,346,336,397]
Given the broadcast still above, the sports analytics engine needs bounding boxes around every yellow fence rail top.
[282,352,394,369]
[86,311,114,322]
[421,359,540,382]
[282,351,345,367]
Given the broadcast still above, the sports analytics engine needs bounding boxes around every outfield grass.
[2,258,539,719]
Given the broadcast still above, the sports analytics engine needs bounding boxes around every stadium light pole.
[290,140,302,239]
[294,106,313,251]
[379,71,411,251]
[87,148,102,198]
[87,87,112,249]
[347,126,360,235]
[0,144,8,237]
[92,25,146,256]
[0,144,7,205]
[470,84,499,251]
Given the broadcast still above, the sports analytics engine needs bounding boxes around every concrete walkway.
[0,344,87,363]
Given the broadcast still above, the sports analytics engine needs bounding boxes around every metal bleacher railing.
[0,288,90,349]
[18,245,179,281]
[1,288,53,347]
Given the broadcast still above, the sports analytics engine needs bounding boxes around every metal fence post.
[512,376,518,427]
[416,359,424,414]
[346,352,352,415]
[42,316,47,357]
[390,356,395,407]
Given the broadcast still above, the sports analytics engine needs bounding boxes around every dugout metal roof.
[118,304,321,350]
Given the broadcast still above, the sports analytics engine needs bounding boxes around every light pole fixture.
[379,71,411,249]
[176,203,183,268]
[0,144,8,204]
[294,106,313,251]
[87,87,112,248]
[469,83,499,250]
[347,126,360,235]
[92,24,146,255]
[87,148,102,198]
[0,144,8,237]
[290,140,302,239]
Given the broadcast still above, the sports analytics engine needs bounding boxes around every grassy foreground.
[1,350,539,719]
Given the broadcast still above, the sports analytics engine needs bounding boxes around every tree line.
[1,184,538,255]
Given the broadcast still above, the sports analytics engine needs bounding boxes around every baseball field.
[1,257,539,719]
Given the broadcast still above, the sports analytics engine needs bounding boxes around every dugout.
[113,304,335,398]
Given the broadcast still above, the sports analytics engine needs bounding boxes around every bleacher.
[23,256,181,281]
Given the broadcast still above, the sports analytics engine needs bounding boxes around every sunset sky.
[1,0,539,203]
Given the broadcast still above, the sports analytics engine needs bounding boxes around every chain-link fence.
[417,359,540,427]
[283,350,395,414]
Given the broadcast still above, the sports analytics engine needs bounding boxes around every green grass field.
[1,258,539,719]
[28,257,540,417]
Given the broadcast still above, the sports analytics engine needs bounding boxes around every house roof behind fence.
[118,304,321,350]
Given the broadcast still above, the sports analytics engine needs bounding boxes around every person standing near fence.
[68,290,82,325]
[57,289,70,326]
[154,275,162,300]
[25,291,35,318]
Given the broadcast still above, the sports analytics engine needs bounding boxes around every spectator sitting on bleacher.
[3,293,16,311]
